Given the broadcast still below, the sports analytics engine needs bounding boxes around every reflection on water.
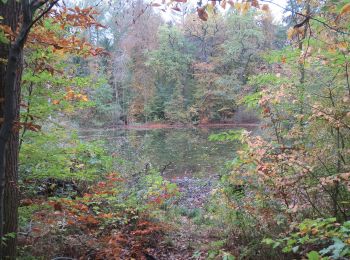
[80,126,253,178]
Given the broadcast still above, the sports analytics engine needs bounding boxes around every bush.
[263,218,350,260]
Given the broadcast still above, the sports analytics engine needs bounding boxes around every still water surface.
[80,126,255,179]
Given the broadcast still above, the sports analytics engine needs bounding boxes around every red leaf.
[53,202,63,211]
[197,7,208,21]
[32,227,41,233]
[20,199,33,206]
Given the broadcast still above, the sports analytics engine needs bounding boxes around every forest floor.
[171,176,217,209]
[151,177,221,259]
[18,175,219,259]
[150,216,220,260]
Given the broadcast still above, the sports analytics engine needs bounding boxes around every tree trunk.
[0,1,22,259]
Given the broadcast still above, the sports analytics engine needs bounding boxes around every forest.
[0,0,350,259]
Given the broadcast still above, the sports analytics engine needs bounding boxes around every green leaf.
[209,130,243,142]
[0,30,9,44]
[241,92,262,108]
[307,251,320,260]
[222,253,235,260]
[5,232,16,239]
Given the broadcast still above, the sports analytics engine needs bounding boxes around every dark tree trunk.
[0,1,58,258]
[0,1,22,259]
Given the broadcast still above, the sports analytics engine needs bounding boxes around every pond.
[79,125,256,180]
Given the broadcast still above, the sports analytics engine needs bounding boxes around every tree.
[147,25,193,122]
[0,1,106,257]
[123,1,162,122]
[220,11,266,84]
[0,2,22,258]
[0,1,59,257]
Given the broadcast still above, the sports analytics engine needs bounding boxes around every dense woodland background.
[0,0,350,259]
[73,1,283,126]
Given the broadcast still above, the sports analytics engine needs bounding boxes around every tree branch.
[295,12,350,35]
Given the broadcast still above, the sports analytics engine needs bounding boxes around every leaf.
[222,253,235,260]
[32,227,42,233]
[307,251,320,260]
[262,4,269,12]
[20,199,33,206]
[5,232,16,239]
[0,30,10,44]
[292,246,300,253]
[340,3,350,16]
[86,215,99,225]
[220,0,226,9]
[53,202,63,211]
[151,3,161,7]
[319,238,346,259]
[281,56,287,63]
[251,0,259,8]
[197,7,208,21]
[272,241,281,249]
[262,238,274,245]
[242,2,250,14]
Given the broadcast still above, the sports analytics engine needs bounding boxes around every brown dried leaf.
[197,7,208,21]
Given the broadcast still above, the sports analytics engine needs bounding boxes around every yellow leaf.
[242,2,250,14]
[81,95,89,102]
[337,42,348,51]
[287,27,298,39]
[328,45,337,53]
[281,56,287,64]
[235,2,242,11]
